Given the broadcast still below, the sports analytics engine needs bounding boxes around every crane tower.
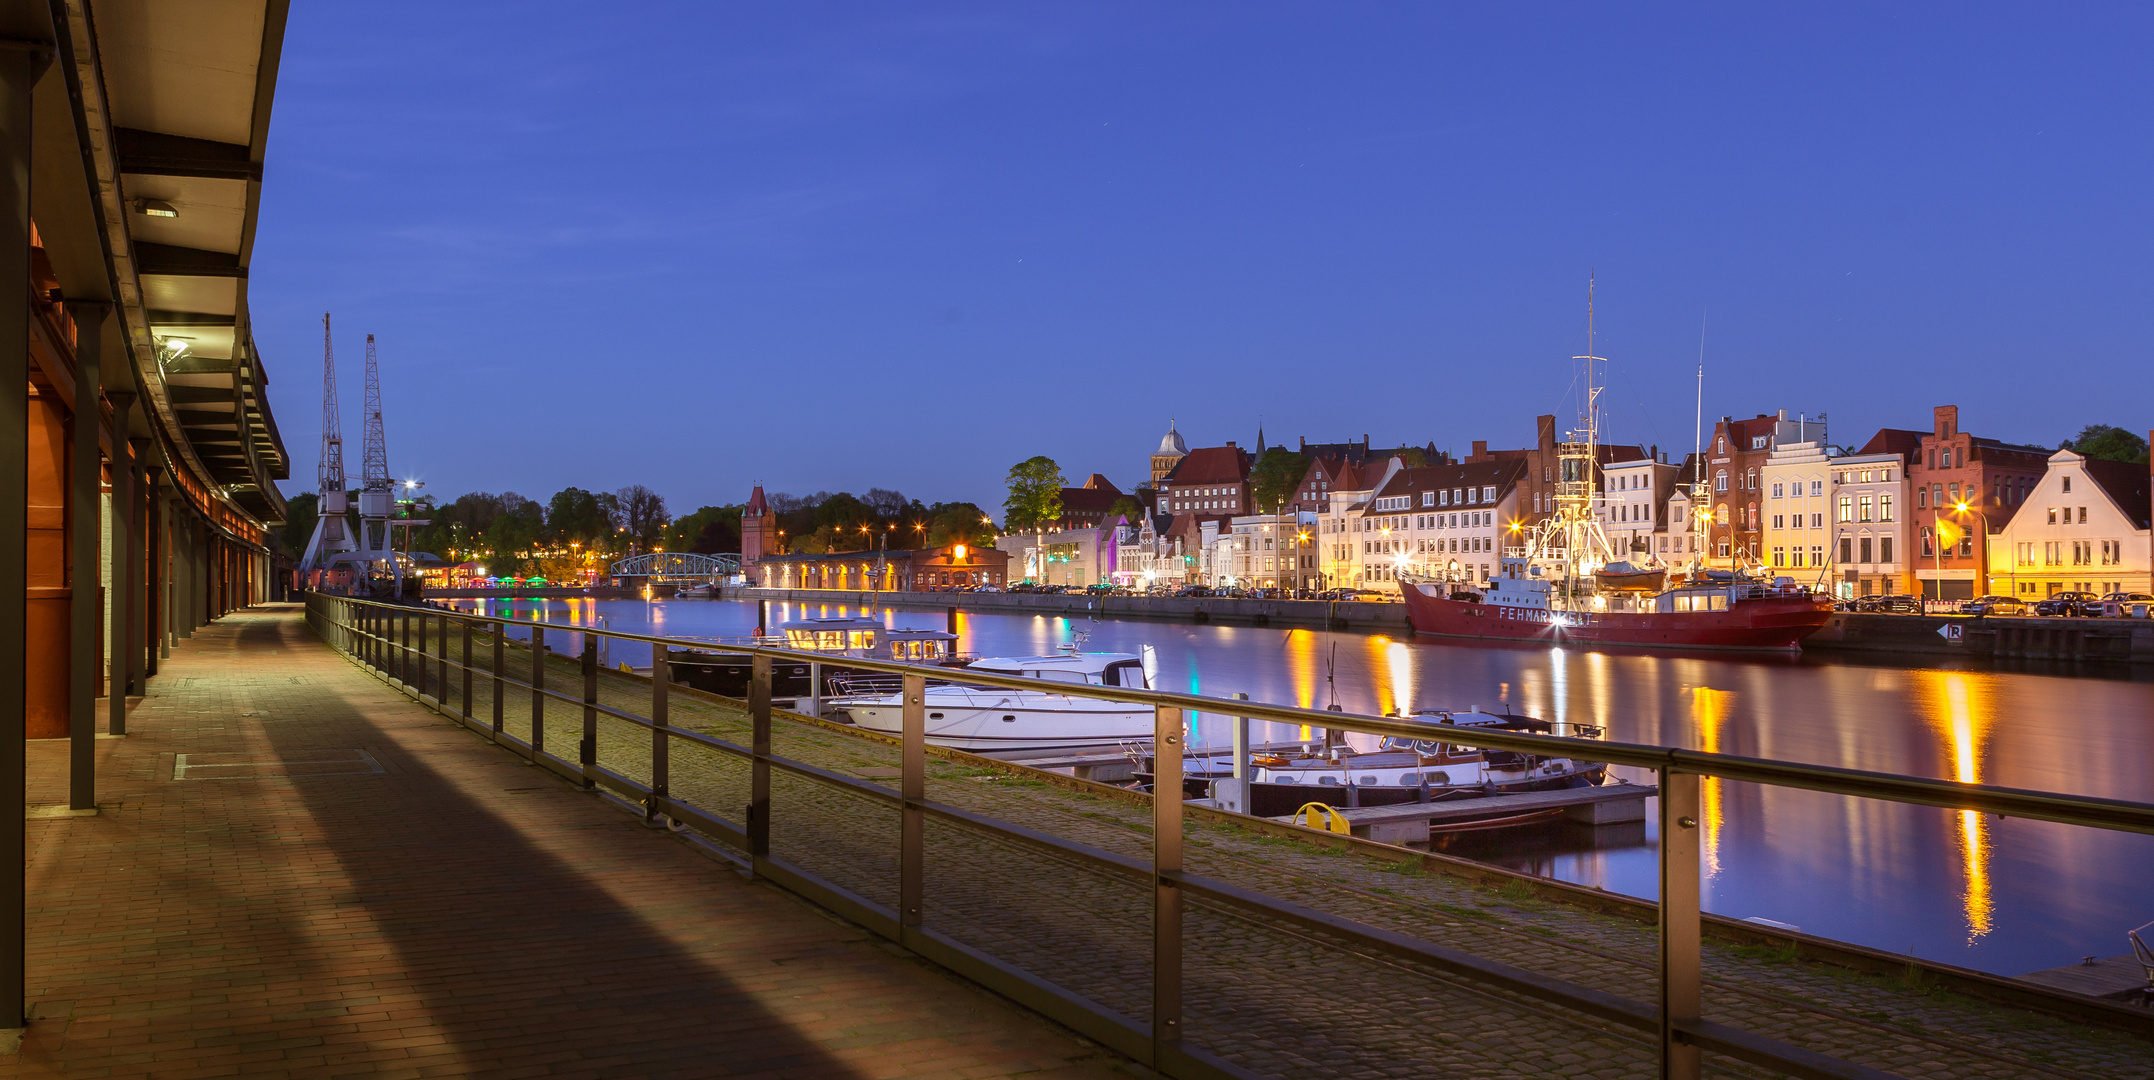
[299,314,356,576]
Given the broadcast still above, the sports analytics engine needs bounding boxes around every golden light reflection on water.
[1367,636,1396,716]
[1917,672,1995,942]
[1690,687,1733,881]
[1386,641,1413,717]
[1285,630,1316,711]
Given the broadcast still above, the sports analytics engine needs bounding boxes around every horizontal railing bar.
[763,755,904,807]
[651,795,746,848]
[1675,1018,1899,1080]
[329,596,2154,835]
[657,725,752,761]
[587,763,648,803]
[917,798,1153,883]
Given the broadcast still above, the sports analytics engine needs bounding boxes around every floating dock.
[1272,782,1656,844]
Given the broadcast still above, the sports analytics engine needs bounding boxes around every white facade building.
[1827,450,1912,598]
[1599,457,1682,563]
[1762,438,1834,583]
[1988,448,2151,599]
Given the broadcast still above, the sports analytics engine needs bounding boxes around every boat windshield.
[786,628,875,652]
[889,638,947,661]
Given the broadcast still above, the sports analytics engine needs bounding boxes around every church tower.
[740,485,778,574]
[1150,419,1188,485]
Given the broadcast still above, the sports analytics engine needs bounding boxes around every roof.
[1156,421,1187,456]
[2083,456,2153,530]
[29,0,296,525]
[1725,415,1778,448]
[1970,436,2053,459]
[1371,459,1530,503]
[745,485,769,514]
[1858,428,1926,462]
[1160,445,1251,486]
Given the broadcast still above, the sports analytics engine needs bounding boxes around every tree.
[2064,424,2150,465]
[545,487,613,547]
[1105,495,1143,524]
[922,501,995,548]
[662,505,742,554]
[1004,457,1065,583]
[613,485,669,550]
[1002,456,1065,531]
[281,491,318,557]
[1249,448,1311,511]
[862,487,910,517]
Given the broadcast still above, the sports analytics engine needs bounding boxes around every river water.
[443,594,2154,979]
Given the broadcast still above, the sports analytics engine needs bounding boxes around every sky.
[249,4,2154,518]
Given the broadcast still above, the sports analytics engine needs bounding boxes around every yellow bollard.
[1290,802,1353,834]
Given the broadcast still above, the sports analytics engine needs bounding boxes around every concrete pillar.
[2,29,56,1042]
[143,468,161,673]
[127,439,148,695]
[68,301,109,808]
[105,396,133,736]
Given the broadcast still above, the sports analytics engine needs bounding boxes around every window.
[1715,504,1729,526]
[1772,514,1784,530]
[1920,526,1934,557]
[1856,495,1872,522]
[1812,513,1824,529]
[2062,476,2072,493]
[1839,496,1854,523]
[1917,487,1928,510]
[1791,547,1805,568]
[1772,482,1784,498]
[1746,467,1757,490]
[1439,490,1449,506]
[1772,546,1787,567]
[2079,506,2087,523]
[2048,508,2057,524]
[1880,536,1894,564]
[1880,493,1894,521]
[1853,537,1867,563]
[1422,491,1435,507]
[1959,533,1972,558]
[1715,470,1728,493]
[1948,482,1960,503]
[1483,486,1495,502]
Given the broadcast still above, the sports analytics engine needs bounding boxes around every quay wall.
[722,586,1417,633]
[1805,612,2154,665]
[728,586,2154,663]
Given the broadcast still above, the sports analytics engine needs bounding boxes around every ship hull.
[1400,583,1832,651]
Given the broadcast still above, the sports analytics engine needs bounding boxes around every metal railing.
[303,593,2154,1080]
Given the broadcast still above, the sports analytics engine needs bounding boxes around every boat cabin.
[967,652,1151,688]
[776,618,961,662]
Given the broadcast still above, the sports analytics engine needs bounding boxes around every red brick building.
[1156,444,1254,517]
[1908,405,2051,600]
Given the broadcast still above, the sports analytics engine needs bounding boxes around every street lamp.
[1954,500,1992,599]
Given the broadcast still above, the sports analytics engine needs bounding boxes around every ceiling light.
[157,336,191,360]
[137,200,178,218]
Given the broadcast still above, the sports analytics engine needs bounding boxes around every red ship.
[1391,276,1833,652]
[1399,571,1833,651]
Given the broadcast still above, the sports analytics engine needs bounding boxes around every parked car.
[1962,595,2027,616]
[2032,591,2098,617]
[1858,594,1922,614]
[2092,592,2154,618]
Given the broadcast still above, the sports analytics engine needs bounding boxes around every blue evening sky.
[249,4,2153,516]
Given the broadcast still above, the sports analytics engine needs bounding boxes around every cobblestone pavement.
[391,609,2154,1079]
[9,606,1137,1080]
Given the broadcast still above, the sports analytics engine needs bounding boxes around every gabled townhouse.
[1989,448,2151,599]
[1463,414,1650,535]
[1907,405,2052,600]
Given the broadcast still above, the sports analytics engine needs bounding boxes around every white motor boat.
[831,650,1154,754]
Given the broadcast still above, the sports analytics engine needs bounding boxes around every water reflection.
[1917,672,1995,942]
[437,596,2154,976]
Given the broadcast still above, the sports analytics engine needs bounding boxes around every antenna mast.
[361,333,389,492]
[319,314,344,496]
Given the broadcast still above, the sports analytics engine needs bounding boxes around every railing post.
[748,654,772,875]
[417,611,430,699]
[648,640,669,825]
[529,625,545,755]
[400,609,412,688]
[490,621,504,736]
[1153,704,1184,1061]
[460,619,473,721]
[436,612,449,708]
[1659,768,1702,1080]
[900,672,926,934]
[579,634,598,789]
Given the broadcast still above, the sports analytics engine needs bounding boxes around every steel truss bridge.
[609,552,739,583]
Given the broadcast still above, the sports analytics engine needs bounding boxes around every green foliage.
[1249,447,1311,510]
[1105,495,1143,524]
[923,501,995,547]
[663,505,743,553]
[280,491,318,556]
[545,488,614,547]
[1002,455,1066,532]
[2065,424,2151,465]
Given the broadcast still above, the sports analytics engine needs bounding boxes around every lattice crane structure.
[299,314,357,575]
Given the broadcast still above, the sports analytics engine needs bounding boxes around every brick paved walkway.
[7,606,1133,1079]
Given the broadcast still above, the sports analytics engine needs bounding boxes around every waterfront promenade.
[8,607,1125,1079]
[12,603,2153,1079]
